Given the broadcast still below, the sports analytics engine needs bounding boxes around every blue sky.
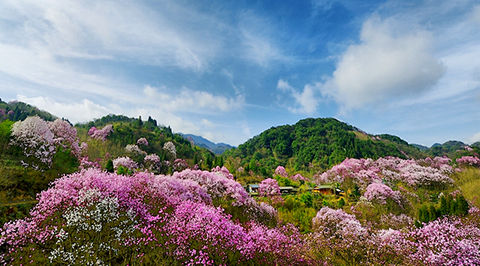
[0,0,479,146]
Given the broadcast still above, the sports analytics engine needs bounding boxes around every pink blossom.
[137,137,148,146]
[274,166,288,178]
[258,178,280,197]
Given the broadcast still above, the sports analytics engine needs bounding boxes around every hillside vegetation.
[224,118,425,176]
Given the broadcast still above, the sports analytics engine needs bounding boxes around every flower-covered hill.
[0,168,306,265]
[0,114,220,225]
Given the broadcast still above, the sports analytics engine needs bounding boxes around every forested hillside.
[224,118,425,176]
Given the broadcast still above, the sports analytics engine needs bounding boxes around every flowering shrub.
[173,169,250,206]
[78,156,101,170]
[10,116,56,167]
[308,207,373,264]
[456,156,480,166]
[112,156,138,171]
[88,124,113,141]
[291,173,306,181]
[0,169,307,265]
[125,144,147,156]
[275,166,288,178]
[173,158,188,171]
[381,218,480,265]
[136,137,148,146]
[364,182,402,205]
[317,157,453,189]
[49,119,80,157]
[212,166,235,180]
[259,178,280,197]
[163,141,176,158]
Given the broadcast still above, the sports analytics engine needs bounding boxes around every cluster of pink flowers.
[291,173,306,181]
[112,156,138,171]
[317,157,453,189]
[49,119,80,157]
[78,156,101,170]
[144,154,160,165]
[173,169,250,206]
[137,137,148,146]
[363,182,403,205]
[0,168,307,265]
[258,178,280,197]
[456,156,480,166]
[274,166,288,178]
[381,218,480,264]
[212,166,234,180]
[10,117,82,167]
[88,124,113,141]
[173,158,188,171]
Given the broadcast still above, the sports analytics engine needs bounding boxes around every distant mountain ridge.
[181,134,234,154]
[223,117,427,175]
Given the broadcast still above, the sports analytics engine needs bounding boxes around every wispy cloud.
[320,16,444,110]
[277,79,320,114]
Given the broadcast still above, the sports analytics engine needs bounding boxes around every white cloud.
[469,132,480,144]
[276,79,319,114]
[0,0,222,71]
[322,17,445,109]
[17,95,111,123]
[142,85,244,113]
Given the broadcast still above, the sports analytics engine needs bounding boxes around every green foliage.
[224,118,425,176]
[0,99,56,122]
[417,194,469,224]
[105,159,114,173]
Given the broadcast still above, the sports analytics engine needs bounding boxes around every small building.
[279,186,296,195]
[247,184,259,193]
[313,185,341,195]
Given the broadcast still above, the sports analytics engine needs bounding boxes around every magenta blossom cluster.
[364,182,402,205]
[144,154,160,165]
[88,124,113,141]
[173,169,250,206]
[0,169,307,265]
[259,178,281,197]
[456,156,480,166]
[137,137,148,146]
[78,156,101,170]
[274,166,288,178]
[112,156,138,171]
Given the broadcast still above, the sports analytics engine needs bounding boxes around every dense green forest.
[223,118,426,176]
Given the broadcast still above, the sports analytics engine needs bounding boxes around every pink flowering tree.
[163,141,176,158]
[49,119,81,157]
[259,178,280,197]
[88,124,113,141]
[364,182,403,207]
[456,156,480,166]
[112,156,138,174]
[275,166,288,178]
[137,137,148,146]
[10,116,56,168]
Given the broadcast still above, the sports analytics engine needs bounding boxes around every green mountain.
[223,118,425,176]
